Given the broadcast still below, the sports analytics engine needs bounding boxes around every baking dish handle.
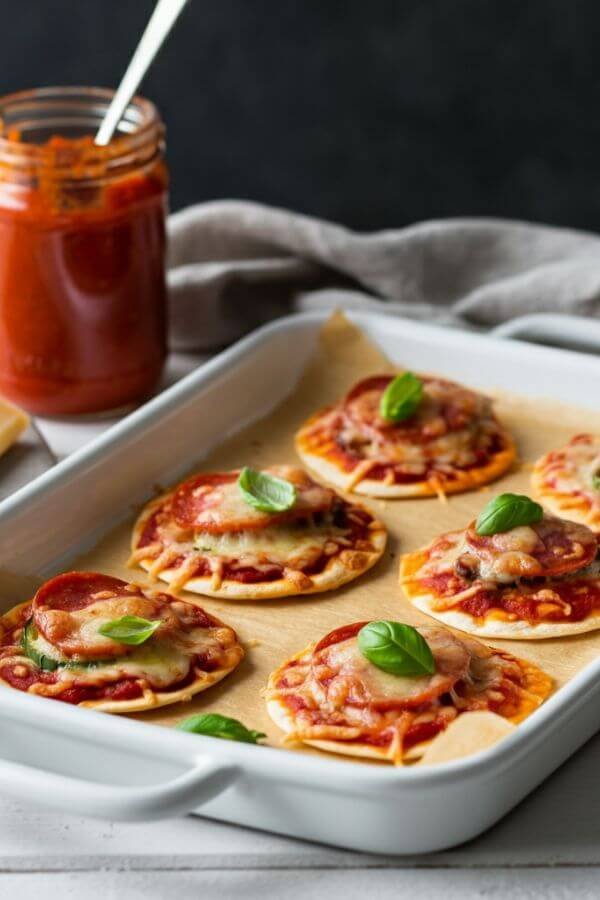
[0,753,237,821]
[491,313,600,353]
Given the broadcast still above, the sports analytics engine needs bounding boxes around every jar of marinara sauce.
[0,86,168,415]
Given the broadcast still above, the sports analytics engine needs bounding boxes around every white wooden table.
[4,353,598,899]
[2,728,599,899]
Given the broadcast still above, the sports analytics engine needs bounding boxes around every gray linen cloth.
[167,200,600,351]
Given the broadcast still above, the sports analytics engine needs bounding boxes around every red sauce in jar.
[0,88,168,414]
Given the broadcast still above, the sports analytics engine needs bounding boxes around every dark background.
[4,0,600,232]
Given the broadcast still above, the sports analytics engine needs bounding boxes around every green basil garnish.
[358,621,435,677]
[177,713,266,744]
[98,615,161,646]
[379,372,423,423]
[238,467,296,513]
[475,493,543,536]
[592,473,600,491]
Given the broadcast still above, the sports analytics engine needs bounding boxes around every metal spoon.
[95,0,189,146]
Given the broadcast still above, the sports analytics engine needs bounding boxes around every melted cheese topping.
[271,625,533,762]
[419,516,599,608]
[323,639,436,702]
[467,526,541,583]
[28,627,193,688]
[194,517,347,568]
[25,622,225,689]
[340,417,492,470]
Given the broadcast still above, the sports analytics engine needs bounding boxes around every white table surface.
[4,352,599,899]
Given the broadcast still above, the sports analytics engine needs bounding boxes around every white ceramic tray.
[0,310,599,855]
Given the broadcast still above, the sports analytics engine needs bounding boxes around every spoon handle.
[95,0,189,146]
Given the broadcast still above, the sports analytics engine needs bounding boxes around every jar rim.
[0,86,164,180]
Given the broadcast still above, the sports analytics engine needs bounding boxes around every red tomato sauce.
[0,132,168,414]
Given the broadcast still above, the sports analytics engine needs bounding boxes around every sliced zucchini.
[21,620,63,671]
[21,620,109,671]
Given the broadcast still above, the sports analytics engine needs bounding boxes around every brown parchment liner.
[7,313,600,761]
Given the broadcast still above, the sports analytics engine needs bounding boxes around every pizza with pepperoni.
[295,374,515,498]
[130,466,387,599]
[266,621,551,764]
[401,510,600,638]
[0,572,243,712]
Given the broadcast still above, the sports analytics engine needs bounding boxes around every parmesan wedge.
[418,711,515,766]
[0,398,28,457]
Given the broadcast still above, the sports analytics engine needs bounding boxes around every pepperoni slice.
[32,572,180,659]
[343,374,484,443]
[314,621,367,653]
[170,466,334,533]
[464,516,598,581]
[33,572,138,613]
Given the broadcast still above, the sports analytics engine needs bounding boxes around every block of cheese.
[0,398,29,458]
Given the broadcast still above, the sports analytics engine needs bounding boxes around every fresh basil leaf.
[238,467,296,513]
[358,621,435,677]
[379,372,423,423]
[98,615,161,646]
[177,713,266,744]
[592,473,600,491]
[475,493,543,536]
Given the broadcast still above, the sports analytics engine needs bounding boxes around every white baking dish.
[0,310,599,855]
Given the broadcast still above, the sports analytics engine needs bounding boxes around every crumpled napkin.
[167,200,600,350]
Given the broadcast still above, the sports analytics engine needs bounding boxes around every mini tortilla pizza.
[0,572,244,712]
[130,466,387,600]
[295,373,515,498]
[266,621,551,765]
[532,433,600,532]
[401,496,600,639]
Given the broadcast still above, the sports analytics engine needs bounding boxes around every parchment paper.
[68,313,600,754]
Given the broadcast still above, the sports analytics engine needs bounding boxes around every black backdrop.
[3,0,600,232]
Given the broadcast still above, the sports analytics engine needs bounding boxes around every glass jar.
[0,86,168,415]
